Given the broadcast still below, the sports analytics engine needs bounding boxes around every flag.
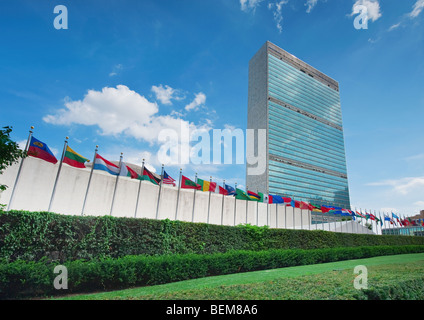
[162,171,176,186]
[224,184,236,196]
[300,201,313,210]
[341,209,352,216]
[247,190,260,201]
[235,188,253,201]
[63,145,89,168]
[356,211,367,219]
[27,136,58,164]
[258,192,270,203]
[290,200,301,208]
[282,197,292,205]
[93,154,120,176]
[197,178,217,192]
[330,207,342,215]
[270,195,284,204]
[140,167,161,185]
[321,205,333,214]
[181,175,201,190]
[311,204,322,213]
[218,185,228,195]
[119,162,139,179]
[392,213,401,225]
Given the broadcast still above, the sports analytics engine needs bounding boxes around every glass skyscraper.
[247,41,350,209]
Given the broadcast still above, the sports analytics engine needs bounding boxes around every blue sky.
[1,0,423,216]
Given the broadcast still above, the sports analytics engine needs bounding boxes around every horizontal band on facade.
[268,96,343,131]
[269,154,348,180]
[267,42,339,92]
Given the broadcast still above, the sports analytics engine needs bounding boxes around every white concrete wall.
[0,157,375,233]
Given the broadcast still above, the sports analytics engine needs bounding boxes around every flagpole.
[109,152,123,216]
[354,207,357,234]
[81,145,98,216]
[134,159,145,218]
[233,182,237,226]
[373,210,376,235]
[155,164,164,220]
[327,201,331,232]
[48,136,68,212]
[284,196,287,230]
[308,206,311,231]
[175,169,182,220]
[220,180,225,225]
[207,176,213,224]
[300,202,303,230]
[245,185,249,225]
[7,126,34,211]
[266,188,269,228]
[362,208,366,234]
[256,189,259,226]
[191,173,198,222]
[380,211,385,235]
[383,212,387,234]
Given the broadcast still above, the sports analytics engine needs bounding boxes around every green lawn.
[54,253,424,300]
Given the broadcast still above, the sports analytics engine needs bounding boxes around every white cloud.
[43,85,207,145]
[268,1,289,33]
[388,23,401,31]
[151,84,185,105]
[240,0,264,12]
[404,153,424,161]
[185,92,206,112]
[351,0,382,22]
[109,64,123,77]
[359,176,424,216]
[414,201,424,207]
[409,0,424,18]
[367,176,424,195]
[305,0,318,13]
[17,140,27,151]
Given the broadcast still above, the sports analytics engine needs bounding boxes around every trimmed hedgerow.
[355,277,424,300]
[1,245,424,299]
[1,210,424,263]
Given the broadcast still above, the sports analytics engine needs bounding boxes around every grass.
[53,253,424,300]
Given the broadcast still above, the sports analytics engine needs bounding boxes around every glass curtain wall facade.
[247,41,351,209]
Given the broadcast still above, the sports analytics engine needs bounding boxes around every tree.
[0,126,26,191]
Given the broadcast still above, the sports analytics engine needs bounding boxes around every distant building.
[247,41,350,209]
[382,226,424,237]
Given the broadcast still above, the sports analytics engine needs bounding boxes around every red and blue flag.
[27,136,58,164]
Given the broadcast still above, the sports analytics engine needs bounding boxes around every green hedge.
[1,245,424,299]
[356,278,424,300]
[1,210,424,263]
